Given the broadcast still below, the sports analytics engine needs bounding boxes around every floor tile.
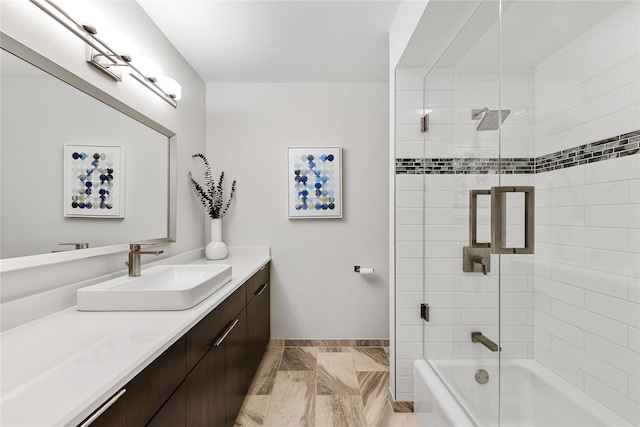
[267,339,285,348]
[375,403,421,427]
[317,339,352,347]
[316,352,360,396]
[351,347,389,371]
[263,371,316,427]
[316,395,367,427]
[285,339,317,347]
[279,347,318,371]
[357,371,389,426]
[234,395,270,427]
[237,341,416,427]
[391,400,414,413]
[247,348,283,395]
[318,347,351,353]
[352,340,387,347]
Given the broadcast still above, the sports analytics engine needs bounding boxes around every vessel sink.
[77,264,232,311]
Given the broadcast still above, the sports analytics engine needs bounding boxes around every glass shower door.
[420,0,504,424]
[413,0,639,425]
[497,1,640,426]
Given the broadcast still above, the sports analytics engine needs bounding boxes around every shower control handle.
[473,256,488,275]
[463,247,490,275]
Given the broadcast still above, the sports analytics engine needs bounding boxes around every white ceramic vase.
[205,218,228,260]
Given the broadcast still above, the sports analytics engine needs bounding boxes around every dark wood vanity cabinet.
[184,281,247,427]
[246,263,271,378]
[80,262,270,427]
[87,336,187,427]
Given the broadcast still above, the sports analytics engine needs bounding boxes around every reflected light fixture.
[28,0,181,108]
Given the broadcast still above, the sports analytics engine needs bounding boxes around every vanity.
[0,252,271,426]
[0,20,272,427]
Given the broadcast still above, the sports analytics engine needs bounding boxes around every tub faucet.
[471,331,501,352]
[127,244,163,277]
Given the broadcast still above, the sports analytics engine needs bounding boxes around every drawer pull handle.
[78,389,127,427]
[256,283,269,296]
[213,318,239,347]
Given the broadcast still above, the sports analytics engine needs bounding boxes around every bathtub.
[413,359,632,427]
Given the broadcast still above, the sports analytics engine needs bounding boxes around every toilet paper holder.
[354,265,374,275]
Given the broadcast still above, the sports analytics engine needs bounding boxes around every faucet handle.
[129,243,142,252]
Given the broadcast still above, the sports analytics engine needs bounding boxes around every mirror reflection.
[1,48,173,260]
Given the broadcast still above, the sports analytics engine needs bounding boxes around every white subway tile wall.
[394,3,640,423]
[394,67,536,400]
[532,4,640,423]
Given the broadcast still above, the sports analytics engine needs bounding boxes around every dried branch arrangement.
[188,153,236,219]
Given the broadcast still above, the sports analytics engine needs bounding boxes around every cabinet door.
[246,263,270,305]
[186,283,246,372]
[185,343,225,427]
[147,382,186,427]
[225,308,247,427]
[247,282,270,378]
[84,337,186,427]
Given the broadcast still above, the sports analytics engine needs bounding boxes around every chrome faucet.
[127,244,163,277]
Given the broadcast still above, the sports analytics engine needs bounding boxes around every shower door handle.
[468,186,535,254]
[490,186,535,254]
[469,189,491,248]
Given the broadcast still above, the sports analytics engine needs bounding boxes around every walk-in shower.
[394,0,640,426]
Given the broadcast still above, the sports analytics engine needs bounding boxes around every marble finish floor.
[235,340,420,427]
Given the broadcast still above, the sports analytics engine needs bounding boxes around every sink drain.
[475,369,489,384]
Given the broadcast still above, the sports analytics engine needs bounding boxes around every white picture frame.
[288,147,342,219]
[64,144,125,218]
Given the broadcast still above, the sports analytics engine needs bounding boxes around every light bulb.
[56,0,108,34]
[99,30,139,62]
[157,76,181,101]
[133,57,163,82]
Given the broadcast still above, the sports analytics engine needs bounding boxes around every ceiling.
[400,0,628,71]
[137,0,401,83]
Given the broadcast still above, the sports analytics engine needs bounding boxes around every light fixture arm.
[28,0,179,108]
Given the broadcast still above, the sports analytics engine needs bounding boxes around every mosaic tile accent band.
[396,130,640,175]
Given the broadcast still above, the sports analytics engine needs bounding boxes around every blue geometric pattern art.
[69,150,115,211]
[64,145,124,218]
[288,147,342,218]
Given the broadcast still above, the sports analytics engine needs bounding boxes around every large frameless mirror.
[0,33,177,272]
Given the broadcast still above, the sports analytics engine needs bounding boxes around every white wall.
[388,0,430,401]
[532,4,640,425]
[206,82,389,339]
[0,0,206,330]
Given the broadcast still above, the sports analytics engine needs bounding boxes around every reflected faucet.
[127,244,163,277]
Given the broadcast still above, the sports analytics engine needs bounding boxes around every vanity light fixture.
[28,0,181,108]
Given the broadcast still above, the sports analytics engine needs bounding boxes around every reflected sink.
[77,264,232,311]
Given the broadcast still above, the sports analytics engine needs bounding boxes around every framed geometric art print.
[288,147,342,219]
[64,144,125,218]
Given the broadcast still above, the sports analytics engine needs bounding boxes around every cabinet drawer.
[186,283,246,371]
[82,337,186,427]
[246,262,270,304]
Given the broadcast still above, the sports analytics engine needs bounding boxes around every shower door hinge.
[420,114,430,132]
[420,303,429,322]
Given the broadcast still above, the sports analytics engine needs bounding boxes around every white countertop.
[0,251,270,427]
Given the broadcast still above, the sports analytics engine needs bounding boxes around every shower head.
[471,108,511,131]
